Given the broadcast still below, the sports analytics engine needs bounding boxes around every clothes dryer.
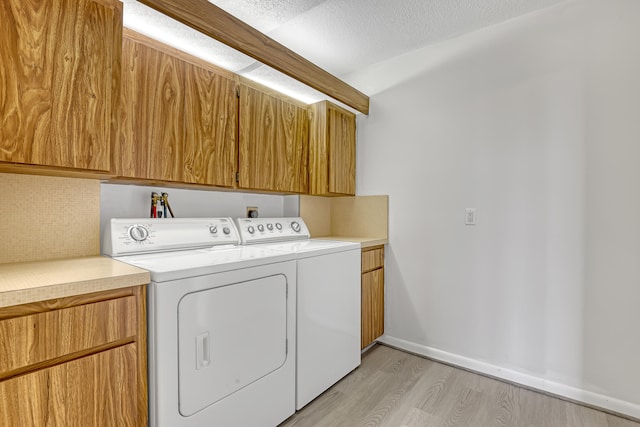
[103,218,296,427]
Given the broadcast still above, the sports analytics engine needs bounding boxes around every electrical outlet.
[247,206,259,218]
[465,208,476,225]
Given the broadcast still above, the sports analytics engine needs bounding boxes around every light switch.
[465,208,476,225]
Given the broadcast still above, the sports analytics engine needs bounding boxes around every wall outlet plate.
[247,206,258,218]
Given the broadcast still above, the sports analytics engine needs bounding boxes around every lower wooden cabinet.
[0,344,139,426]
[361,246,384,349]
[0,286,147,426]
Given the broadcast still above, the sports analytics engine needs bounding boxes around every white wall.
[350,0,640,417]
[100,183,299,247]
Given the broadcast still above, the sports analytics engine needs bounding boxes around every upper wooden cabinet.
[115,37,183,182]
[238,83,309,193]
[114,31,238,186]
[0,0,122,172]
[309,101,356,196]
[183,62,237,187]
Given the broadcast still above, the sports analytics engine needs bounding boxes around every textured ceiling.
[123,0,569,104]
[214,0,569,76]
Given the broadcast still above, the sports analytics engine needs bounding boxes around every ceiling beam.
[138,0,370,114]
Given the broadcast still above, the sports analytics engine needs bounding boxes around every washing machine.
[236,217,361,410]
[103,218,297,427]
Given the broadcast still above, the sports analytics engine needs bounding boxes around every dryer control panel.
[103,218,240,256]
[236,217,310,245]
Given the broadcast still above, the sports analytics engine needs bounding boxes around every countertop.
[0,256,150,308]
[315,236,388,249]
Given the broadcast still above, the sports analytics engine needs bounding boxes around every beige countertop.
[0,256,150,308]
[315,236,388,249]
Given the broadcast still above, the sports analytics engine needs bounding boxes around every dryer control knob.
[257,224,264,232]
[275,223,282,230]
[128,225,149,242]
[267,223,273,231]
[291,221,301,232]
[248,226,255,234]
[209,226,218,234]
[223,226,231,235]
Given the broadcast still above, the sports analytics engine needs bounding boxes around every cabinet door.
[183,63,238,187]
[309,101,356,196]
[0,0,122,171]
[239,84,309,193]
[115,37,184,181]
[327,104,356,195]
[361,268,384,349]
[0,344,139,426]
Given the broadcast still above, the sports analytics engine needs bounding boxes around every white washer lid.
[113,245,296,282]
[261,239,361,259]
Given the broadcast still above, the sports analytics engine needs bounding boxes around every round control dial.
[247,225,255,234]
[257,224,264,232]
[267,223,273,231]
[223,226,231,235]
[128,225,149,242]
[209,226,218,234]
[291,221,301,232]
[275,223,282,230]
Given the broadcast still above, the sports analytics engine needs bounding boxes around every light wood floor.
[280,344,639,427]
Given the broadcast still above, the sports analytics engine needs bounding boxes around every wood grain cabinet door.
[309,101,356,196]
[0,344,139,426]
[361,246,384,349]
[0,0,122,171]
[327,104,356,195]
[239,84,309,193]
[183,63,238,187]
[361,268,384,349]
[114,37,184,181]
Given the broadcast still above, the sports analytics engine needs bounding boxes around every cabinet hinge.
[235,172,240,183]
[236,87,240,98]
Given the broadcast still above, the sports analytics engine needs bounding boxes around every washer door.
[177,274,288,416]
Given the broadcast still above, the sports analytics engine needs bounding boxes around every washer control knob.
[291,221,301,233]
[267,223,273,231]
[275,223,282,230]
[257,224,264,232]
[209,226,218,234]
[223,226,231,235]
[128,225,149,242]
[247,226,255,234]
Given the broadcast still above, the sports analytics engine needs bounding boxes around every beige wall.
[0,173,100,264]
[299,195,388,239]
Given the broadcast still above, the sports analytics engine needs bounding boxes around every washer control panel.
[236,217,310,244]
[103,218,240,256]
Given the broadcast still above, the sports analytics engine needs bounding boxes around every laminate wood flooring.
[280,344,639,427]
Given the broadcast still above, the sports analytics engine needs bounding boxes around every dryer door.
[178,274,288,416]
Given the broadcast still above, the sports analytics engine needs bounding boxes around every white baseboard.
[378,335,640,420]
